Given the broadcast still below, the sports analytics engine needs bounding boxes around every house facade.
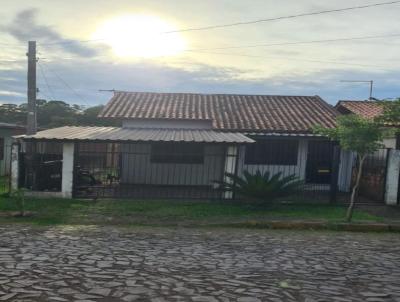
[0,123,25,176]
[13,91,354,200]
[335,100,398,148]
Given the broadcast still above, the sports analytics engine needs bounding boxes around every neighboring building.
[0,123,25,176]
[335,100,397,148]
[14,91,353,199]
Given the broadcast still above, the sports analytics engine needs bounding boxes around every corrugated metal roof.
[245,132,323,137]
[19,126,255,144]
[98,91,339,133]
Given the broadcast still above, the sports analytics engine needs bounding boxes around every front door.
[306,140,335,184]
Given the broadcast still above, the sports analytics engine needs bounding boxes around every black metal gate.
[354,148,389,202]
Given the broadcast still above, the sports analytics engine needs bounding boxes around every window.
[151,143,204,164]
[0,138,4,161]
[245,139,298,165]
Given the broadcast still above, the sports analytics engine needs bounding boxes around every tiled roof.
[19,126,254,144]
[335,100,383,119]
[98,91,338,133]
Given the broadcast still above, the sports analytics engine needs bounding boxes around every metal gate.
[354,148,389,202]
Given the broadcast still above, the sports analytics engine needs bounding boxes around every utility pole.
[340,80,374,100]
[27,41,37,135]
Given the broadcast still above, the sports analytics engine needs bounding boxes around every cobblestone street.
[0,225,399,302]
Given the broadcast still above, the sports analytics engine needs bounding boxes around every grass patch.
[0,177,9,195]
[0,195,383,227]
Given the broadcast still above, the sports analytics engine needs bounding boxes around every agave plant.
[218,170,303,201]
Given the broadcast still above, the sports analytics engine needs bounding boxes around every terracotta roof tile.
[99,91,339,133]
[335,100,383,119]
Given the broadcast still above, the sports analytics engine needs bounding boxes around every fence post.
[61,142,75,198]
[384,149,400,205]
[329,145,340,204]
[223,145,238,200]
[10,143,19,191]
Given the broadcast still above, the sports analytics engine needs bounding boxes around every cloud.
[1,9,97,57]
[0,90,24,97]
[1,54,399,107]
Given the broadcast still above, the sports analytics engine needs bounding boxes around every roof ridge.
[113,90,320,99]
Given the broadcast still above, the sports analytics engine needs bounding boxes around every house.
[335,100,398,149]
[335,100,400,204]
[13,91,353,200]
[0,122,25,176]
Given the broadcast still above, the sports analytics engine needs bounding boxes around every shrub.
[218,170,303,202]
[10,188,26,216]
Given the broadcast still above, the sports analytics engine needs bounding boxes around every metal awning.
[17,126,255,144]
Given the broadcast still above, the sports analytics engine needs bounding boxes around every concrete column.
[338,150,355,192]
[223,145,238,199]
[298,139,308,180]
[10,144,19,191]
[61,142,75,198]
[385,149,400,205]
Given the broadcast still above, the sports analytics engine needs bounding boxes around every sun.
[93,15,186,58]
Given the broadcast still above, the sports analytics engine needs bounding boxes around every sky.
[1,0,400,107]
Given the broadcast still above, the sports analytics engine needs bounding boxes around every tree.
[378,98,400,124]
[0,99,120,128]
[314,115,383,222]
[377,98,400,148]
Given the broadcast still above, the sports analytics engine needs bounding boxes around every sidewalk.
[220,218,400,232]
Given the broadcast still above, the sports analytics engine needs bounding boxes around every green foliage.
[218,170,303,202]
[377,98,400,128]
[0,196,380,225]
[0,100,120,128]
[314,114,384,222]
[314,115,383,157]
[10,188,26,216]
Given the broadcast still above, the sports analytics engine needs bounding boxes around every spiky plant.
[218,170,303,201]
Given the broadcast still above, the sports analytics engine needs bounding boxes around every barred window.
[151,143,204,164]
[245,139,298,165]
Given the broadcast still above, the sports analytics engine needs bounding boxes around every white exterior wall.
[338,150,355,192]
[383,138,396,149]
[120,143,224,185]
[123,119,213,129]
[237,138,309,180]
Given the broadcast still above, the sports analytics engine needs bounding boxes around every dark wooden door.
[306,140,335,184]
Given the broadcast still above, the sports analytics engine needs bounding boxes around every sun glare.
[93,15,186,58]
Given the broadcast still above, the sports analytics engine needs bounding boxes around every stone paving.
[0,225,400,302]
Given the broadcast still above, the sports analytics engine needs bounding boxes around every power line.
[0,42,25,47]
[39,38,106,46]
[0,59,23,62]
[39,61,90,106]
[165,0,400,33]
[40,48,395,71]
[190,50,393,70]
[36,31,400,64]
[31,0,400,47]
[186,33,400,52]
[38,61,57,101]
